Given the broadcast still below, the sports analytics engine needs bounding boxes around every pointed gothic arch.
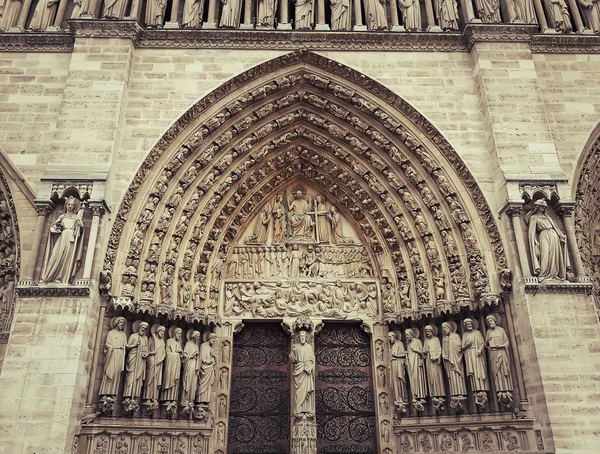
[102,50,507,323]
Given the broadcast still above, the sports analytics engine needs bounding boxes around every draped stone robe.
[528,211,569,280]
[390,341,408,403]
[295,0,313,29]
[220,0,242,28]
[330,0,351,30]
[486,326,513,392]
[292,342,315,414]
[182,340,200,405]
[102,0,127,18]
[123,333,149,399]
[144,334,166,401]
[462,329,489,392]
[0,0,22,31]
[406,337,427,399]
[196,341,216,403]
[162,338,183,401]
[424,335,445,397]
[29,0,58,30]
[99,328,127,396]
[442,331,466,395]
[364,0,387,30]
[257,0,278,27]
[145,0,167,26]
[399,0,421,31]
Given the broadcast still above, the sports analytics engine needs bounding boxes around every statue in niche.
[364,0,388,30]
[123,321,151,409]
[314,196,331,243]
[435,0,459,30]
[405,328,427,408]
[543,0,572,31]
[100,317,128,397]
[398,0,421,31]
[144,325,166,408]
[272,195,287,243]
[511,0,537,23]
[460,318,489,392]
[40,196,85,285]
[257,0,278,27]
[526,199,569,281]
[441,321,466,397]
[102,0,127,18]
[183,0,205,27]
[289,189,314,241]
[197,333,217,404]
[474,0,501,22]
[246,203,271,244]
[71,0,92,18]
[292,331,315,417]
[162,327,183,403]
[29,0,58,30]
[329,206,353,244]
[388,331,408,407]
[485,314,513,400]
[220,0,242,28]
[0,0,22,30]
[423,325,445,398]
[295,0,314,29]
[330,0,352,30]
[181,330,201,412]
[578,0,600,33]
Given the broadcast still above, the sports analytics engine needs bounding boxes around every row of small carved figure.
[384,314,514,414]
[2,0,599,33]
[98,317,221,419]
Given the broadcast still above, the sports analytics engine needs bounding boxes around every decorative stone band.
[1,22,599,53]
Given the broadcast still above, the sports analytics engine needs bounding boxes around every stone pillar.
[506,206,532,279]
[279,0,292,29]
[77,202,108,286]
[21,202,53,284]
[212,320,237,452]
[559,204,589,282]
[389,0,404,31]
[423,0,442,31]
[315,0,330,30]
[17,0,34,28]
[165,0,182,27]
[352,0,367,30]
[240,0,253,28]
[203,0,218,28]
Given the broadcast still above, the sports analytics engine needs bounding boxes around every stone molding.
[1,22,599,53]
[16,285,91,297]
[522,280,593,295]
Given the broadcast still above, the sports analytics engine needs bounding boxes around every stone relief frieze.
[0,170,19,344]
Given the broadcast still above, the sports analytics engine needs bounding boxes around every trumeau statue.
[423,325,445,398]
[485,314,513,393]
[441,321,466,397]
[162,327,183,402]
[405,328,427,406]
[364,0,388,30]
[40,196,85,285]
[143,325,166,405]
[102,0,127,18]
[292,331,315,417]
[100,317,128,397]
[197,333,217,404]
[526,199,569,281]
[220,0,243,28]
[330,0,352,30]
[388,331,408,407]
[460,318,489,392]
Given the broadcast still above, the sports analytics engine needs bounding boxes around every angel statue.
[40,196,85,284]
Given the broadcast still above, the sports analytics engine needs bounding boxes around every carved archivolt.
[102,51,506,323]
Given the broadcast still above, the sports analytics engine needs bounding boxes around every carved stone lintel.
[17,285,91,298]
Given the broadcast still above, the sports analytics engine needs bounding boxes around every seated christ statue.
[289,189,314,241]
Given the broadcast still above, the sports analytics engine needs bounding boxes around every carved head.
[388,332,397,345]
[155,326,166,339]
[138,322,149,335]
[463,318,473,331]
[113,317,126,331]
[405,329,414,342]
[64,196,78,213]
[174,328,183,341]
[534,198,548,213]
[441,322,452,336]
[486,314,498,328]
[424,325,434,338]
[208,333,217,346]
[298,331,308,344]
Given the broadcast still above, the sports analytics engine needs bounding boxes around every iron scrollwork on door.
[228,323,291,454]
[315,324,376,454]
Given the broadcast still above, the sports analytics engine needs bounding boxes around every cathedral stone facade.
[0,5,600,454]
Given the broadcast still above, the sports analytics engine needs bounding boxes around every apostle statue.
[181,330,201,411]
[423,325,445,398]
[474,0,501,22]
[330,0,352,30]
[29,0,58,30]
[511,0,537,23]
[102,0,127,18]
[197,333,217,404]
[220,0,242,28]
[543,0,572,31]
[485,314,513,393]
[295,0,314,29]
[364,0,387,30]
[435,0,459,30]
[123,321,151,403]
[289,189,314,240]
[40,196,85,285]
[460,318,489,392]
[441,321,466,397]
[272,195,287,243]
[314,196,331,243]
[99,317,128,397]
[526,199,569,281]
[145,0,167,26]
[257,0,278,27]
[398,0,421,31]
[578,0,600,32]
[292,331,315,416]
[388,331,408,407]
[0,0,22,31]
[405,328,427,404]
[162,327,183,402]
[182,0,205,27]
[71,0,91,18]
[143,325,166,405]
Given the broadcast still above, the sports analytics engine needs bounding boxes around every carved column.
[203,0,218,28]
[559,204,589,282]
[389,0,404,31]
[165,0,182,27]
[459,0,477,22]
[17,0,34,28]
[279,0,292,29]
[241,0,253,28]
[52,0,70,29]
[21,202,53,284]
[85,0,100,17]
[506,206,532,279]
[85,297,108,405]
[127,0,143,20]
[352,0,367,30]
[531,0,548,29]
[78,202,108,286]
[315,0,330,30]
[212,321,237,452]
[565,0,585,32]
[423,0,442,31]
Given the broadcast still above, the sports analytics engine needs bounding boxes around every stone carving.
[257,0,278,27]
[526,199,569,281]
[100,317,128,402]
[292,330,315,417]
[441,321,467,404]
[123,321,150,414]
[145,0,167,27]
[578,0,600,32]
[405,328,427,410]
[143,324,166,412]
[29,0,58,30]
[292,418,317,453]
[71,0,92,18]
[461,318,488,407]
[220,0,242,28]
[331,0,352,30]
[388,331,408,411]
[399,0,422,31]
[102,0,127,18]
[474,0,501,22]
[485,314,513,408]
[181,330,201,415]
[295,0,314,29]
[40,196,85,285]
[197,333,217,404]
[510,0,537,23]
[183,0,205,27]
[423,325,445,402]
[435,0,459,29]
[0,0,22,30]
[364,0,388,30]
[162,326,183,408]
[543,0,573,31]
